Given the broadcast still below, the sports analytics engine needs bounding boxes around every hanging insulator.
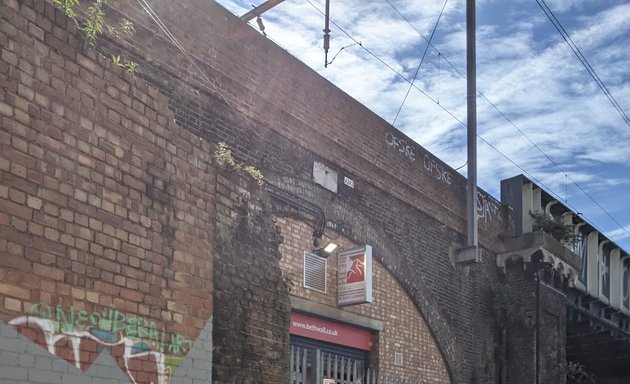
[256,15,266,36]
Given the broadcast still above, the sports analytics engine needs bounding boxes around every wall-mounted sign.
[337,245,373,306]
[289,312,372,351]
[323,379,336,384]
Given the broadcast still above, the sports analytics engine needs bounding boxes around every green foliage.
[118,18,135,36]
[214,142,264,187]
[530,211,577,245]
[53,0,80,21]
[567,361,596,384]
[243,165,264,186]
[123,60,138,73]
[51,0,138,72]
[214,142,238,169]
[111,55,137,73]
[83,0,105,46]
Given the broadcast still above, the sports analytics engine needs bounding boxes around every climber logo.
[346,254,365,284]
[337,245,373,306]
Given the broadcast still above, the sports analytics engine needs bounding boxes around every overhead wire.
[383,0,466,80]
[385,0,630,241]
[303,0,465,127]
[535,0,630,127]
[533,0,630,238]
[139,0,630,242]
[136,0,232,107]
[391,0,449,125]
[304,0,630,241]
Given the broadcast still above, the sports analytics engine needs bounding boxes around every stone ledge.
[290,295,384,331]
[498,230,581,274]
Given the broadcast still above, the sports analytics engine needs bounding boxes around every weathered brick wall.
[503,261,567,384]
[0,1,217,383]
[93,1,506,382]
[212,170,290,383]
[1,1,517,384]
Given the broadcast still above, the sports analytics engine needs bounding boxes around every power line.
[535,0,630,127]
[384,0,630,241]
[392,0,449,125]
[141,0,630,243]
[303,0,630,242]
[136,0,233,108]
[383,0,466,80]
[303,0,465,126]
[534,0,630,237]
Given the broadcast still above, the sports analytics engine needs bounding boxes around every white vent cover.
[303,251,327,293]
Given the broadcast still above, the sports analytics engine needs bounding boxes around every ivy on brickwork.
[51,0,138,73]
[214,142,264,187]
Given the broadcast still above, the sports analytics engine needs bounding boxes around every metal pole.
[466,0,478,248]
[535,267,541,384]
[323,0,331,67]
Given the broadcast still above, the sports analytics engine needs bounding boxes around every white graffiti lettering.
[385,132,415,161]
[476,191,500,223]
[423,154,452,185]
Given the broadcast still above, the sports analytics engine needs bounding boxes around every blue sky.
[214,0,630,251]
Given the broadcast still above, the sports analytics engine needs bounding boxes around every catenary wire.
[535,0,630,127]
[304,0,630,241]
[533,0,630,235]
[136,0,232,107]
[141,0,630,242]
[303,0,464,126]
[384,0,630,240]
[392,0,449,125]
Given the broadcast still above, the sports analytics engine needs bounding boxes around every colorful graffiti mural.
[9,303,193,384]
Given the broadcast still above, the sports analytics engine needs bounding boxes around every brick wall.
[0,1,216,383]
[82,5,507,381]
[503,261,567,384]
[279,217,450,383]
[0,0,522,384]
[212,170,290,383]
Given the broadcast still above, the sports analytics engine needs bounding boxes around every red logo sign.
[346,254,365,283]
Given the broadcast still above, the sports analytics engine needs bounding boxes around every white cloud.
[214,0,630,250]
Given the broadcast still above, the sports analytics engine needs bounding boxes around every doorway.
[290,336,369,384]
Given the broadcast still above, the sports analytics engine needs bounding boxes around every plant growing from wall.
[242,166,263,187]
[82,0,105,45]
[214,142,264,187]
[530,211,577,245]
[214,142,238,169]
[51,0,138,73]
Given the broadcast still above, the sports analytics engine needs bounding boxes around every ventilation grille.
[303,251,327,293]
[394,352,403,366]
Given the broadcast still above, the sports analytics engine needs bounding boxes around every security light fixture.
[323,242,338,253]
[312,238,338,258]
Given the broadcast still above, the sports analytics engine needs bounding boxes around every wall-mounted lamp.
[313,238,338,258]
[323,242,338,253]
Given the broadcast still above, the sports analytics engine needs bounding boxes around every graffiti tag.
[423,154,452,185]
[385,132,416,161]
[476,191,500,223]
